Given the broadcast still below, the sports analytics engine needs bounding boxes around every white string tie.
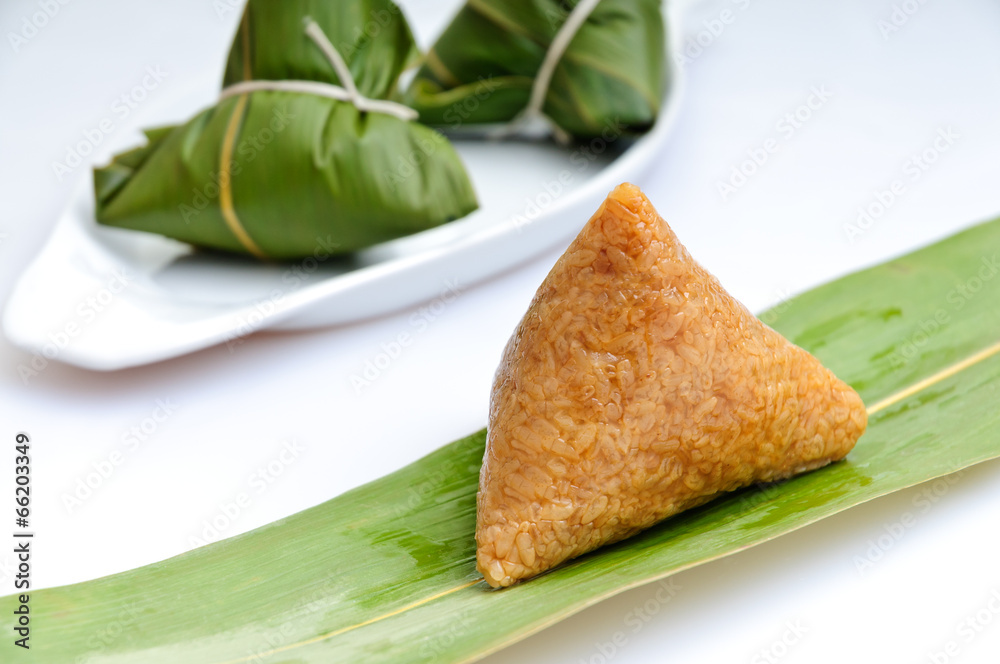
[219,18,418,122]
[493,0,603,142]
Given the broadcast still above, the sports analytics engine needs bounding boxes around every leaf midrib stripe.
[217,13,268,260]
[212,337,1000,663]
[865,338,1000,415]
[215,579,482,664]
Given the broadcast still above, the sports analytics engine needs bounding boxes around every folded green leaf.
[404,0,668,139]
[93,0,477,261]
[95,93,477,260]
[222,0,420,98]
[13,216,1000,662]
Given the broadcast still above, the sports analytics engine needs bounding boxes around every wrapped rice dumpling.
[477,184,867,587]
[404,0,668,140]
[94,0,477,260]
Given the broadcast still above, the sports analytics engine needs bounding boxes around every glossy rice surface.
[477,183,867,587]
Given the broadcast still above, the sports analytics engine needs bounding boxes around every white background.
[2,0,1000,662]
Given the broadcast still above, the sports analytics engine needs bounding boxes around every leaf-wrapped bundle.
[94,0,477,261]
[404,0,668,140]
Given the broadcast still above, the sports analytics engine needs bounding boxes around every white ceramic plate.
[3,8,685,371]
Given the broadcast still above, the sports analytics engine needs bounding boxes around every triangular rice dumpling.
[477,183,867,587]
[404,0,667,140]
[94,0,476,261]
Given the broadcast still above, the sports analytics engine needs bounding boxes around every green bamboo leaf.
[93,0,478,261]
[94,93,477,260]
[404,0,667,139]
[9,216,1000,662]
[222,0,420,99]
